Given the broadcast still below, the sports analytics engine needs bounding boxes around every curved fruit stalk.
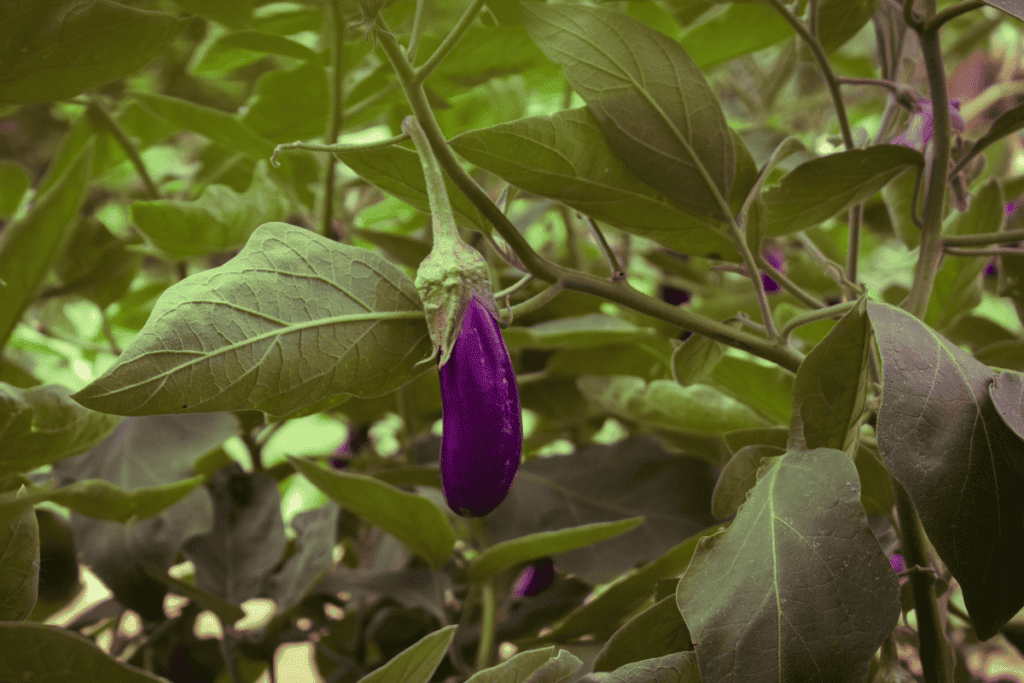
[438,295,522,517]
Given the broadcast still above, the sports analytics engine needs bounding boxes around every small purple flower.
[511,558,555,597]
[438,295,523,517]
[891,99,966,150]
[889,553,905,575]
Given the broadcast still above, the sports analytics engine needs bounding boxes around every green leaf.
[244,62,329,141]
[881,161,923,249]
[355,624,457,683]
[49,477,204,521]
[602,652,701,683]
[817,0,879,52]
[679,3,794,68]
[216,30,319,62]
[449,107,738,260]
[867,301,1024,638]
[465,646,558,683]
[0,384,122,476]
[983,0,1024,20]
[522,3,735,222]
[288,456,455,567]
[0,622,167,682]
[709,355,795,426]
[547,340,673,382]
[578,375,771,439]
[0,493,38,621]
[336,144,491,233]
[0,146,93,351]
[469,518,644,583]
[131,161,287,257]
[140,564,246,626]
[181,469,287,605]
[951,100,1024,177]
[519,649,583,683]
[670,323,737,386]
[711,444,785,519]
[788,297,870,454]
[135,92,275,160]
[764,145,923,236]
[265,502,340,613]
[502,314,657,350]
[169,0,252,28]
[0,160,30,219]
[536,525,724,643]
[678,448,900,683]
[0,1,186,103]
[72,223,432,418]
[593,595,692,673]
[925,178,1004,331]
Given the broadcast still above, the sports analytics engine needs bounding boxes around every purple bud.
[760,243,785,294]
[512,558,555,597]
[986,259,998,278]
[659,284,691,306]
[889,553,905,575]
[438,295,522,517]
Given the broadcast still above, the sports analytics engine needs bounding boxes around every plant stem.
[413,0,486,85]
[926,0,985,31]
[779,300,858,343]
[320,0,348,240]
[475,578,496,671]
[402,116,460,245]
[756,253,828,309]
[943,227,1024,246]
[406,0,428,64]
[86,96,160,199]
[584,216,624,279]
[373,21,805,373]
[944,245,1024,257]
[500,281,564,326]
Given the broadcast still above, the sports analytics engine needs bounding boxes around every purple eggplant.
[438,295,522,517]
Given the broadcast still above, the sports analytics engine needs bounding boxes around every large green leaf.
[72,223,432,417]
[0,1,185,103]
[288,456,455,567]
[135,92,275,160]
[0,384,121,476]
[502,314,657,350]
[708,356,794,426]
[592,595,692,673]
[867,301,1024,638]
[131,162,287,257]
[0,147,93,351]
[603,652,701,683]
[0,161,30,219]
[679,3,794,67]
[449,107,738,259]
[464,646,559,683]
[817,0,879,52]
[678,448,900,683]
[169,0,252,28]
[468,518,644,582]
[0,622,166,682]
[711,443,785,519]
[355,625,456,683]
[764,145,923,236]
[788,297,870,455]
[0,493,38,621]
[244,62,329,141]
[522,3,736,222]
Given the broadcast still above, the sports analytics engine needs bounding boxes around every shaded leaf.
[547,340,673,383]
[135,92,275,160]
[866,301,1024,639]
[72,223,432,418]
[0,492,38,621]
[131,161,287,257]
[288,456,455,567]
[315,568,447,622]
[0,1,185,103]
[679,3,794,68]
[181,467,287,605]
[141,564,246,626]
[818,0,879,52]
[216,30,318,62]
[788,297,870,454]
[951,100,1024,177]
[244,62,329,141]
[708,355,794,426]
[678,448,900,683]
[522,3,735,222]
[764,146,923,236]
[0,383,121,476]
[469,518,644,583]
[355,624,457,683]
[170,0,252,28]
[603,652,701,683]
[982,0,1024,20]
[522,649,583,683]
[593,595,692,673]
[465,646,559,683]
[449,107,738,260]
[503,314,657,350]
[0,622,166,681]
[711,444,785,519]
[0,160,30,219]
[0,147,93,350]
[265,502,340,613]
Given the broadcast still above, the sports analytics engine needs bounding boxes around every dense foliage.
[2,1,1024,682]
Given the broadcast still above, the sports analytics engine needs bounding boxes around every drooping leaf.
[867,301,1024,638]
[72,223,432,417]
[817,0,880,52]
[788,297,870,454]
[0,383,122,476]
[679,3,794,67]
[469,518,644,583]
[593,595,692,673]
[354,625,457,683]
[180,466,287,605]
[216,30,319,62]
[135,92,275,160]
[0,147,93,351]
[449,107,738,260]
[265,502,341,613]
[522,3,736,222]
[288,456,455,567]
[0,1,185,103]
[764,145,923,236]
[0,622,166,682]
[678,448,900,683]
[537,524,723,644]
[0,492,38,621]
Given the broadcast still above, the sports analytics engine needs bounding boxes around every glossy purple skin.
[438,296,522,517]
